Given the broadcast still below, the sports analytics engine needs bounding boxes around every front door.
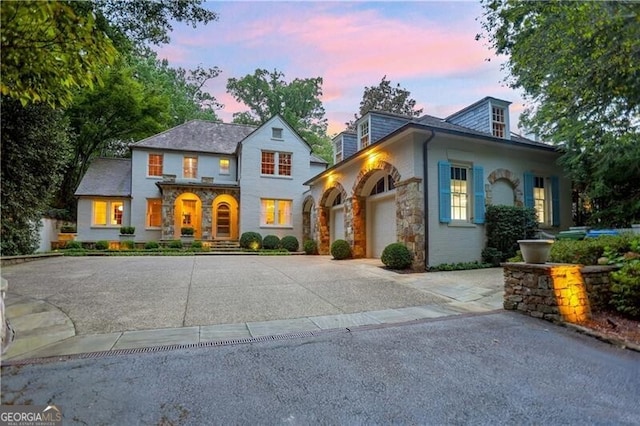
[216,203,231,238]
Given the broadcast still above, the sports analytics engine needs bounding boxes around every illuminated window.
[534,177,546,224]
[183,156,198,178]
[219,158,230,175]
[182,200,196,226]
[147,199,162,228]
[92,200,124,226]
[450,167,469,221]
[148,154,163,177]
[261,151,291,176]
[272,128,283,139]
[261,151,275,175]
[261,199,292,226]
[359,120,370,148]
[492,106,505,138]
[278,153,292,176]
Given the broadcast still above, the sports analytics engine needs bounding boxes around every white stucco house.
[75,115,328,245]
[75,96,572,269]
[303,96,572,269]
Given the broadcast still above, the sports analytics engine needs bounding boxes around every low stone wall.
[503,263,616,323]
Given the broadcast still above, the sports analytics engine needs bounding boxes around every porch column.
[395,177,425,270]
[317,206,330,254]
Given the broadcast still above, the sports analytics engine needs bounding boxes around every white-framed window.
[450,166,469,221]
[92,200,124,227]
[438,161,485,224]
[334,139,343,163]
[148,153,163,177]
[146,199,162,228]
[359,119,370,148]
[534,176,546,224]
[261,151,292,177]
[272,127,283,139]
[369,175,396,196]
[492,106,506,138]
[261,199,292,227]
[219,158,230,175]
[183,156,198,178]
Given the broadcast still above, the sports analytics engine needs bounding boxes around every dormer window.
[492,106,506,138]
[334,138,343,163]
[359,120,370,148]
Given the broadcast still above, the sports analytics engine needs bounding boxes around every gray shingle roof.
[310,153,328,164]
[130,120,257,154]
[75,158,131,197]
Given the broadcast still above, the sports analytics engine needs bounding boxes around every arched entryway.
[212,194,238,240]
[302,195,315,242]
[174,192,202,238]
[318,184,347,254]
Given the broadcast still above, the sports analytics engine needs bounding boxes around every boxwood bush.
[65,241,82,250]
[262,235,280,250]
[120,226,135,235]
[303,239,318,255]
[381,243,413,269]
[144,241,160,250]
[120,240,134,250]
[240,232,262,250]
[95,240,109,250]
[279,235,299,252]
[330,239,351,260]
[168,240,183,249]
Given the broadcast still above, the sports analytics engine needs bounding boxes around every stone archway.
[318,183,348,255]
[487,168,523,207]
[302,195,315,242]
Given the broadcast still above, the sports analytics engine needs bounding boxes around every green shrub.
[240,232,262,250]
[279,235,299,252]
[65,240,82,250]
[120,240,134,250]
[120,226,135,235]
[60,225,76,233]
[181,227,194,236]
[481,247,503,267]
[95,240,109,250]
[330,239,351,260]
[428,261,494,272]
[144,241,160,250]
[303,239,318,255]
[485,205,537,261]
[168,240,183,249]
[381,243,413,269]
[610,260,640,319]
[191,240,203,249]
[262,235,280,250]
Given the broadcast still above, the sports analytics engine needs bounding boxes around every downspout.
[422,129,436,270]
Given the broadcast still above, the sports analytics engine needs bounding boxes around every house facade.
[303,97,572,269]
[75,116,327,244]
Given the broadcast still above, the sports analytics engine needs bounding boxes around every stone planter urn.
[517,239,554,264]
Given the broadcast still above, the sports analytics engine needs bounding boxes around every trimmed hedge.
[303,239,318,255]
[485,205,537,261]
[330,239,351,260]
[262,235,280,250]
[144,241,160,250]
[95,240,109,250]
[120,226,135,235]
[168,240,183,249]
[240,232,262,250]
[381,243,413,269]
[279,235,299,252]
[65,241,82,249]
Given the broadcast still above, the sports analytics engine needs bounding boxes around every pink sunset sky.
[155,1,527,136]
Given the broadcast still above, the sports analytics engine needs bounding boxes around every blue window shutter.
[473,165,485,224]
[551,176,560,226]
[523,172,534,209]
[438,161,451,223]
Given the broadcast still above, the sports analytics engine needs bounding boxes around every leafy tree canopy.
[346,76,423,129]
[227,69,332,162]
[479,0,640,226]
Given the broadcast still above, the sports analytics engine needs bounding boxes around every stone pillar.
[395,178,424,271]
[201,204,213,240]
[350,196,366,258]
[317,206,330,254]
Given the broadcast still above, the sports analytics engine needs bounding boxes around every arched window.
[369,175,395,196]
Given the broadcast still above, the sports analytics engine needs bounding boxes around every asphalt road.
[2,312,639,425]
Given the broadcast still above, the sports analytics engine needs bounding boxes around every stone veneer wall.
[395,177,425,270]
[503,263,616,323]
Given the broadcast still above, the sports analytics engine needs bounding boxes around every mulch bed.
[580,311,640,346]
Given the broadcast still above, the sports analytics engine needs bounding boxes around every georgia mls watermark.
[0,405,62,426]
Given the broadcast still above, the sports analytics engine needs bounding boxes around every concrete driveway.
[2,255,503,333]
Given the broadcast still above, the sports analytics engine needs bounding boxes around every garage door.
[368,193,396,258]
[331,206,345,242]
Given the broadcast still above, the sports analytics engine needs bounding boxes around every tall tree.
[227,69,332,162]
[478,0,640,226]
[346,76,423,130]
[1,98,72,255]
